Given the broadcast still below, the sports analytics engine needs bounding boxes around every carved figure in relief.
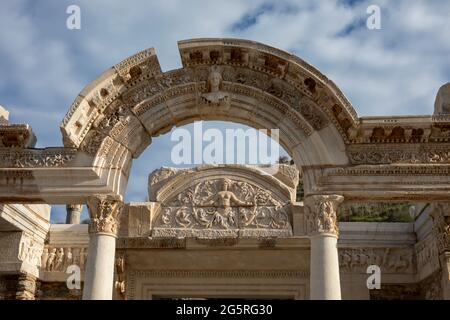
[201,178,249,228]
[79,248,87,270]
[46,248,57,271]
[54,248,65,271]
[201,66,229,105]
[155,176,291,234]
[64,247,73,269]
[203,179,248,209]
[41,248,49,269]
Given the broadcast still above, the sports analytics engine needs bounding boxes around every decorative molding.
[348,144,450,165]
[0,148,77,168]
[339,247,415,274]
[0,124,36,148]
[127,269,308,300]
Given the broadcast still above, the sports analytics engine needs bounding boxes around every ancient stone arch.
[59,38,355,200]
[1,38,450,300]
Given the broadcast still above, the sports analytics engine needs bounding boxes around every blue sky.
[1,0,449,222]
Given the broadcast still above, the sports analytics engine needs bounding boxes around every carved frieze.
[348,144,450,164]
[18,234,44,267]
[153,177,292,238]
[0,148,77,168]
[339,247,415,274]
[40,246,87,272]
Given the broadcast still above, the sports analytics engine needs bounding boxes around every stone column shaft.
[305,194,343,300]
[82,196,123,300]
[66,204,83,224]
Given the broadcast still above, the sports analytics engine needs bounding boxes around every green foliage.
[338,202,413,222]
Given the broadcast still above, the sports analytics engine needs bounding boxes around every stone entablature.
[0,204,50,280]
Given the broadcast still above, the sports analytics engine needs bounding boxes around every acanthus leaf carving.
[87,195,124,237]
[304,195,343,237]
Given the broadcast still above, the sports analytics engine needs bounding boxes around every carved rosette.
[304,195,344,237]
[87,196,124,237]
[430,203,450,253]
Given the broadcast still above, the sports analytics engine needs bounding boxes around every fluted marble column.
[304,195,344,300]
[83,196,123,300]
[66,204,83,224]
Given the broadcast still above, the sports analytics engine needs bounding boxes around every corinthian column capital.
[304,195,344,237]
[87,195,124,237]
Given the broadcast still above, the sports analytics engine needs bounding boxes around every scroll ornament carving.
[40,246,87,272]
[304,195,343,237]
[0,149,77,168]
[348,146,450,165]
[155,178,291,235]
[339,248,415,273]
[430,203,450,253]
[87,196,124,236]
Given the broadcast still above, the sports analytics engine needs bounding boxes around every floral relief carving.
[153,178,292,238]
[0,149,77,168]
[348,145,450,164]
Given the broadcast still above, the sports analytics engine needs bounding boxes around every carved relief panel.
[151,167,295,239]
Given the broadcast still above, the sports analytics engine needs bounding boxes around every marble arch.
[59,38,354,200]
[1,38,450,300]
